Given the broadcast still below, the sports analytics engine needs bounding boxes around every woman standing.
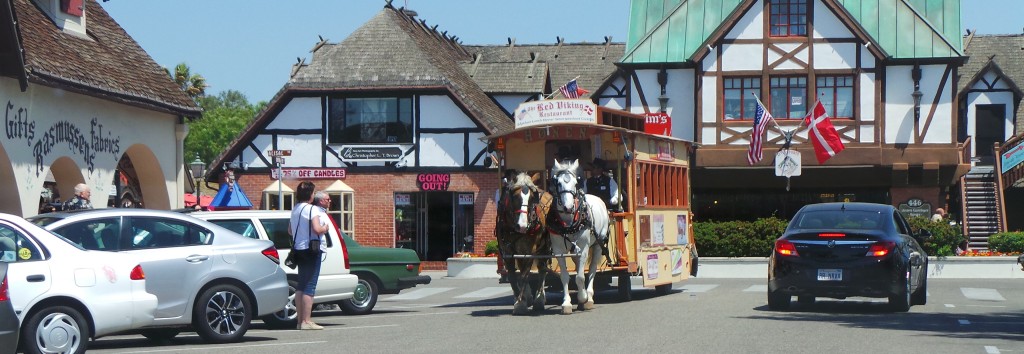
[289,181,330,330]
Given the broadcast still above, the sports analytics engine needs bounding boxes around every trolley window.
[636,162,688,208]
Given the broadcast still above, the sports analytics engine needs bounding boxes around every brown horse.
[496,172,553,315]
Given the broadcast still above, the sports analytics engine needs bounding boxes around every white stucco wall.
[965,90,1015,158]
[0,79,182,216]
[860,73,876,143]
[266,97,320,130]
[420,95,475,129]
[884,65,953,144]
[492,94,532,115]
[813,43,858,69]
[722,44,763,71]
[419,133,464,167]
[725,1,763,39]
[701,76,718,145]
[811,0,854,39]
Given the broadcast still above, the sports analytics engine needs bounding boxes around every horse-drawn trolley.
[488,99,698,314]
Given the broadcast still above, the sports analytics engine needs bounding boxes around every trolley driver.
[584,158,621,212]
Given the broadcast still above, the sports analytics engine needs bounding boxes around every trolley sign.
[268,150,292,157]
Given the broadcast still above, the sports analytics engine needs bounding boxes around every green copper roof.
[623,0,745,63]
[834,0,962,58]
[623,0,962,64]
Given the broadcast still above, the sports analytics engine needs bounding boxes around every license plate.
[817,269,842,281]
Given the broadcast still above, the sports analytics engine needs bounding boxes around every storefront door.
[394,192,474,261]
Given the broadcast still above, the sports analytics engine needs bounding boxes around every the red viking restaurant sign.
[417,173,450,191]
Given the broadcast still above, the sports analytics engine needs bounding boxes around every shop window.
[724,78,762,120]
[769,0,808,37]
[816,76,854,118]
[770,77,807,119]
[263,181,295,210]
[636,162,688,208]
[325,192,355,237]
[328,97,414,144]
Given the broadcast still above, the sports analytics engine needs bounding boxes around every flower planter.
[446,257,498,279]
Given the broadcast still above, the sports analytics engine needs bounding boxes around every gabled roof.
[465,40,625,97]
[959,34,1024,120]
[4,0,199,117]
[622,0,962,64]
[290,6,512,135]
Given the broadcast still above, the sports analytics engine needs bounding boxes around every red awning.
[184,194,214,207]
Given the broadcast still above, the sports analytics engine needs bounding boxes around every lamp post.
[189,153,205,208]
[911,65,923,121]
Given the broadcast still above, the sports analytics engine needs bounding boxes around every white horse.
[547,159,609,314]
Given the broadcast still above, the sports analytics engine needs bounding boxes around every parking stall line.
[454,286,511,299]
[119,340,328,353]
[960,288,1006,302]
[985,345,1000,354]
[386,287,454,300]
[743,285,767,292]
[679,284,719,293]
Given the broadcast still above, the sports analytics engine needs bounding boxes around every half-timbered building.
[606,0,969,222]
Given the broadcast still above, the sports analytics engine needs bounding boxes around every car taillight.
[866,241,895,257]
[0,275,8,301]
[819,233,846,238]
[775,239,799,257]
[327,217,351,270]
[262,247,281,264]
[129,265,146,280]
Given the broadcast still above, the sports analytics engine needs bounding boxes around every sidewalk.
[425,256,1024,279]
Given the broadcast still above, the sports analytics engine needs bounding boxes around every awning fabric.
[209,183,253,210]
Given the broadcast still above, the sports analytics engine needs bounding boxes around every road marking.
[743,285,767,292]
[679,284,719,293]
[985,345,1000,354]
[965,305,1007,308]
[455,287,511,298]
[120,340,329,353]
[958,319,971,325]
[387,287,454,300]
[944,304,955,308]
[961,288,1006,301]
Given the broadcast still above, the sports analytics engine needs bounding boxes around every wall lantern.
[911,65,923,120]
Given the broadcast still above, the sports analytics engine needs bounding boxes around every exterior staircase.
[962,171,999,249]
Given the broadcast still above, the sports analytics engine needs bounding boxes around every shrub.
[988,232,1024,253]
[484,240,499,256]
[693,217,788,257]
[905,216,964,257]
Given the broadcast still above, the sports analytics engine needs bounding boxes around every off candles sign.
[417,173,450,191]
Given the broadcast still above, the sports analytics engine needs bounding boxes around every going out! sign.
[417,173,450,191]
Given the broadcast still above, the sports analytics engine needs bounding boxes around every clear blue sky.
[101,0,1022,104]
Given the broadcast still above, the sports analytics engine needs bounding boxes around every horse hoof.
[561,305,573,315]
[583,302,595,310]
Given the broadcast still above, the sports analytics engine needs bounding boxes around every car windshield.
[792,210,883,230]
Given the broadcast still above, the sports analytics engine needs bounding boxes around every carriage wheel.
[617,274,633,302]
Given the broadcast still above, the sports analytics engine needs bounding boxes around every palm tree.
[168,63,207,100]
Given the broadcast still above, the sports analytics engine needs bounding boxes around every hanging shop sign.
[644,112,672,136]
[1001,144,1024,173]
[417,173,450,191]
[271,168,346,180]
[458,193,474,205]
[395,193,411,206]
[513,99,597,129]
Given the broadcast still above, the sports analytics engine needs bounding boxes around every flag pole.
[546,75,581,100]
[749,92,783,132]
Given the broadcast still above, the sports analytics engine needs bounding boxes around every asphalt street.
[83,276,1024,354]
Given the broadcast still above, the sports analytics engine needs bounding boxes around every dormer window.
[769,0,808,37]
[60,0,83,17]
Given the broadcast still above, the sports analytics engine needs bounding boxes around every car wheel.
[261,280,298,328]
[797,296,815,305]
[22,305,90,354]
[767,290,791,311]
[889,272,911,312]
[340,277,379,315]
[617,274,633,302]
[139,328,181,342]
[193,284,252,343]
[911,273,928,306]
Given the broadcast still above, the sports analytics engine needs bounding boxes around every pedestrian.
[931,208,947,222]
[584,158,622,212]
[288,181,329,330]
[63,183,94,210]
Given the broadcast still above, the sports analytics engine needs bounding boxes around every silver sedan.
[29,209,288,343]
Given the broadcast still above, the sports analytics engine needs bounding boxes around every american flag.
[747,99,773,165]
[559,79,588,99]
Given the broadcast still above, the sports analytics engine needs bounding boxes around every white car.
[0,213,157,354]
[190,210,358,327]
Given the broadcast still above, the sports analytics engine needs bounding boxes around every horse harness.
[496,185,548,256]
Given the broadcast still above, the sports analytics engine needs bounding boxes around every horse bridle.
[548,169,589,237]
[501,185,543,236]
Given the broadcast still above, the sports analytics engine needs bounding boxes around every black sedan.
[768,202,930,312]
